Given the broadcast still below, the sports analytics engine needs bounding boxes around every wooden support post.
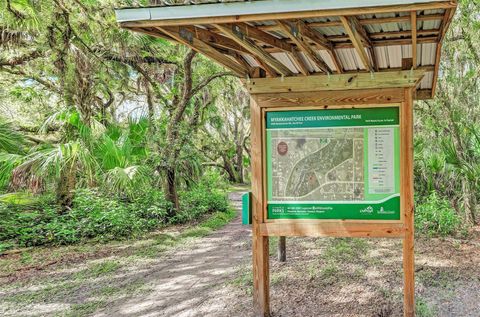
[277,236,286,262]
[402,88,415,317]
[251,96,270,317]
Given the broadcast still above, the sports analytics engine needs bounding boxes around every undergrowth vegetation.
[0,179,229,253]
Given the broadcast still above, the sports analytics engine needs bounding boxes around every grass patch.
[231,265,253,295]
[269,236,278,256]
[415,297,437,317]
[62,300,105,317]
[323,238,369,262]
[75,260,121,279]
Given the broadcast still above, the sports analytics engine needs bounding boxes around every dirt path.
[94,191,252,317]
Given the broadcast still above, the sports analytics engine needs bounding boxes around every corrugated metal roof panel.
[420,43,437,66]
[272,52,300,74]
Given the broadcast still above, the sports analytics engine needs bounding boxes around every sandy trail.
[94,191,252,317]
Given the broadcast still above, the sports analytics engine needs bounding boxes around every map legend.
[367,128,395,194]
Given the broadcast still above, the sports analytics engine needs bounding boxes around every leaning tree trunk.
[56,168,76,213]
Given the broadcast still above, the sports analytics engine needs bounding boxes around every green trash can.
[242,192,252,225]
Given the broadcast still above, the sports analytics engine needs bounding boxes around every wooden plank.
[402,88,415,317]
[246,70,426,94]
[260,222,405,238]
[119,2,457,28]
[231,23,310,75]
[258,14,445,30]
[411,12,418,69]
[294,20,343,73]
[340,16,375,71]
[251,95,270,317]
[254,88,405,108]
[289,49,310,76]
[276,20,331,73]
[327,29,439,42]
[214,23,293,76]
[334,36,438,48]
[184,26,250,54]
[158,26,248,76]
[431,7,456,98]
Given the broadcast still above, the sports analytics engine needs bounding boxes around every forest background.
[0,0,479,253]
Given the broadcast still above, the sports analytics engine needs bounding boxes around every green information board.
[266,107,400,220]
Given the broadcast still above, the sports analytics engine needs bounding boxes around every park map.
[270,128,364,202]
[266,108,401,220]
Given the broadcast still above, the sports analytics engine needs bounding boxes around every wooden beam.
[185,26,250,54]
[119,2,457,28]
[411,12,418,69]
[246,70,426,94]
[327,29,439,42]
[276,20,331,73]
[431,7,456,98]
[260,222,405,238]
[289,49,310,76]
[214,24,293,77]
[233,23,310,75]
[294,20,343,73]
[340,16,375,71]
[334,36,438,48]
[258,14,445,30]
[254,88,405,108]
[158,26,248,76]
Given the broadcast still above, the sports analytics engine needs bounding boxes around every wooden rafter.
[230,23,309,76]
[411,12,417,69]
[276,20,331,74]
[184,26,250,55]
[327,29,439,42]
[340,16,376,72]
[213,24,293,77]
[292,20,342,73]
[158,26,248,76]
[258,14,445,31]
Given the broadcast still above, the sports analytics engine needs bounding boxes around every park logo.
[360,206,374,214]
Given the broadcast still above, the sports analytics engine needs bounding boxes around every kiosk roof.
[115,0,458,99]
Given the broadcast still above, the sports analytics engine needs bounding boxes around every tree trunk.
[56,168,76,213]
[235,141,244,183]
[166,168,180,216]
[222,156,237,183]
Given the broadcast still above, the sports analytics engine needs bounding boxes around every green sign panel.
[266,107,400,220]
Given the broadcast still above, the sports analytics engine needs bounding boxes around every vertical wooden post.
[402,88,415,317]
[277,236,286,262]
[251,96,270,317]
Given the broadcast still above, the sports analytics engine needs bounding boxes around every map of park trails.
[270,128,365,202]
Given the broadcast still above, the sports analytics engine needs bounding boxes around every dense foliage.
[0,179,229,252]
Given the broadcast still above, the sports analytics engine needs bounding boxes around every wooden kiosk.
[116,1,457,315]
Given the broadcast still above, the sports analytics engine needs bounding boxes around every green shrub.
[0,184,230,251]
[173,183,229,224]
[415,192,462,237]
